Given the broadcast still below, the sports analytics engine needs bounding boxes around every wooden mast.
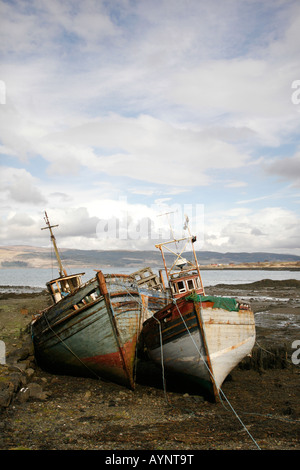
[41,211,67,278]
[184,215,205,295]
[155,216,205,295]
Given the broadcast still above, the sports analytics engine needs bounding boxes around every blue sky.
[0,0,300,254]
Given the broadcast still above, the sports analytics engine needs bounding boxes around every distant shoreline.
[1,277,300,295]
[199,266,300,271]
[1,245,300,271]
[1,264,300,271]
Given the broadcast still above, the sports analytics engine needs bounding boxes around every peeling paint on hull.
[32,272,143,389]
[142,297,256,400]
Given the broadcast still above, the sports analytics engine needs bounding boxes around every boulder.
[27,382,49,400]
[17,387,31,403]
[0,390,12,408]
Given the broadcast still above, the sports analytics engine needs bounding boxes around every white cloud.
[204,207,300,253]
[7,213,35,227]
[266,151,300,187]
[169,57,298,146]
[42,0,119,44]
[0,167,47,205]
[0,0,119,55]
[225,181,248,188]
[0,0,300,255]
[36,114,250,186]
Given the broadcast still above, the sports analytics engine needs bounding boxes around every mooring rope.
[40,277,281,449]
[40,280,146,384]
[42,310,103,380]
[105,280,143,384]
[107,280,173,403]
[106,282,273,449]
[172,298,262,450]
[153,316,169,400]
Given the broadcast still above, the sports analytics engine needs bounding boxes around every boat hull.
[31,272,143,389]
[142,296,255,399]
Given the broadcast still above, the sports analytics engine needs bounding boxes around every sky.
[0,0,300,255]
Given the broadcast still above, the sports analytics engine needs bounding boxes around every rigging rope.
[39,279,144,384]
[39,277,295,449]
[106,280,171,399]
[153,316,173,405]
[42,310,103,381]
[106,281,287,446]
[106,283,143,386]
[171,297,262,450]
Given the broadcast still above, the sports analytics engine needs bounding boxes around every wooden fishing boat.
[31,213,146,389]
[131,266,169,314]
[141,218,256,401]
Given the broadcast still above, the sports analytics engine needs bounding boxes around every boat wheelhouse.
[154,226,205,300]
[46,273,85,303]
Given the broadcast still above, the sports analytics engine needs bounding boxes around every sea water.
[0,266,299,293]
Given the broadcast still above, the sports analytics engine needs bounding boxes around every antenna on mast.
[156,209,189,272]
[155,211,205,294]
[157,210,177,242]
[41,211,67,278]
[183,214,190,233]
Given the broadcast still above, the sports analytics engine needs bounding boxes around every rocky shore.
[0,280,299,452]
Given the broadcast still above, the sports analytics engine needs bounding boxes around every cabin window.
[54,281,61,294]
[48,282,62,303]
[171,283,177,294]
[61,282,70,293]
[69,277,81,289]
[177,281,186,293]
[187,279,194,290]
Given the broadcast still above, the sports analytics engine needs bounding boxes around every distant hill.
[0,245,300,269]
